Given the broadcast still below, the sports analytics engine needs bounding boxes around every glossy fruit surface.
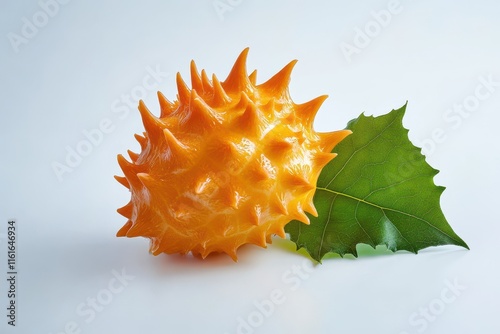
[116,48,351,260]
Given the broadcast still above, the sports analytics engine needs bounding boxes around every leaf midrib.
[316,187,464,246]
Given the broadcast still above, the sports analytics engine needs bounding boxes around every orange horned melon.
[115,48,351,261]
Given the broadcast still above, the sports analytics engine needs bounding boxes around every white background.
[1,1,499,333]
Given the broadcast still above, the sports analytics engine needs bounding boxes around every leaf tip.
[455,237,470,250]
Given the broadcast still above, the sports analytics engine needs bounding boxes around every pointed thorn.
[117,201,133,218]
[125,214,158,238]
[291,207,310,225]
[127,149,139,162]
[149,237,161,254]
[199,247,211,259]
[284,173,315,190]
[271,194,288,215]
[209,138,239,162]
[190,250,203,259]
[247,205,261,226]
[137,172,155,190]
[302,196,318,217]
[114,175,130,189]
[277,226,286,238]
[274,226,287,239]
[190,60,203,92]
[219,186,239,209]
[247,159,270,182]
[266,222,287,238]
[295,95,328,127]
[319,130,352,152]
[261,98,275,115]
[176,72,191,104]
[116,220,133,237]
[257,59,297,96]
[117,154,136,173]
[226,248,238,262]
[212,74,231,106]
[313,152,337,170]
[125,222,144,237]
[189,89,222,129]
[248,69,257,85]
[163,128,190,159]
[248,232,267,248]
[138,100,164,139]
[233,90,251,110]
[157,91,176,118]
[134,133,147,150]
[117,155,142,188]
[268,138,294,157]
[222,47,252,94]
[235,93,262,135]
[200,69,213,91]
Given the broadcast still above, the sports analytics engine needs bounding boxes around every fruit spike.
[190,60,203,93]
[257,59,297,97]
[222,47,251,95]
[212,74,231,106]
[176,72,191,104]
[296,95,328,129]
[115,48,351,261]
[157,91,176,118]
[188,89,223,130]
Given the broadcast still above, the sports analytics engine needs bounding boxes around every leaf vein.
[316,187,462,245]
[324,115,399,188]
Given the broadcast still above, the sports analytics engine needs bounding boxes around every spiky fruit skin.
[115,48,351,261]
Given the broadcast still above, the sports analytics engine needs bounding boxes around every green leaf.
[285,103,469,262]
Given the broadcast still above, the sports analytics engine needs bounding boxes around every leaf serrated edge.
[286,102,469,262]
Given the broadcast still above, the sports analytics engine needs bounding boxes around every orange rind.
[116,48,351,260]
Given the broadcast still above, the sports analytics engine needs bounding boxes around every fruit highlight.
[115,48,351,260]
